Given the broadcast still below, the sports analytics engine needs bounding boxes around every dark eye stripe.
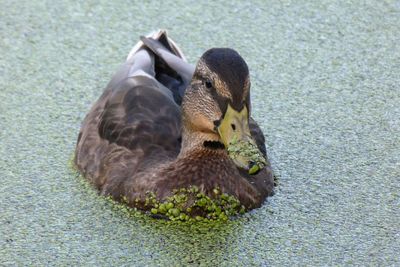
[208,85,229,116]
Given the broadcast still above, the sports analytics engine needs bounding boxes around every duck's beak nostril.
[248,161,256,169]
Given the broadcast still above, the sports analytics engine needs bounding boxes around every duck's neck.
[154,128,255,204]
[178,127,226,158]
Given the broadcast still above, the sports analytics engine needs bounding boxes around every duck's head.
[181,48,266,174]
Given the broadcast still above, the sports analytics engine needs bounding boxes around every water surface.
[1,1,399,265]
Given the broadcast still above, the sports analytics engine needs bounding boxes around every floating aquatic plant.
[125,186,246,222]
[227,136,266,174]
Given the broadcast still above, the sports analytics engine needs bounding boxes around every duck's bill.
[217,104,266,175]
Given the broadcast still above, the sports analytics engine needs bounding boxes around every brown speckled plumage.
[75,30,274,212]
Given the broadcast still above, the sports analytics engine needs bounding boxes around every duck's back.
[75,32,190,196]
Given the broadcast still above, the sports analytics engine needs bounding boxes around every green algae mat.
[1,1,399,265]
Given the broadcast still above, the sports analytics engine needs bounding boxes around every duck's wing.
[140,35,195,85]
[139,34,195,105]
[75,31,187,192]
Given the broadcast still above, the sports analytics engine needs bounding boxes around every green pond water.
[1,0,399,265]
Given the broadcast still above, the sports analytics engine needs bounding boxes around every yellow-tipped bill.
[217,104,266,174]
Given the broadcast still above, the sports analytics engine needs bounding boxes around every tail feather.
[126,30,195,105]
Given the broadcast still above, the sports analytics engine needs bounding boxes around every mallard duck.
[75,30,274,219]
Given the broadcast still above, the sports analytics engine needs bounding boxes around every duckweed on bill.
[227,137,266,171]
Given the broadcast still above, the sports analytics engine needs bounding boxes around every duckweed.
[166,202,174,210]
[122,186,246,222]
[150,208,158,214]
[227,137,266,173]
[169,208,180,217]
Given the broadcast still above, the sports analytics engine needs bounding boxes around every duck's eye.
[205,80,213,89]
